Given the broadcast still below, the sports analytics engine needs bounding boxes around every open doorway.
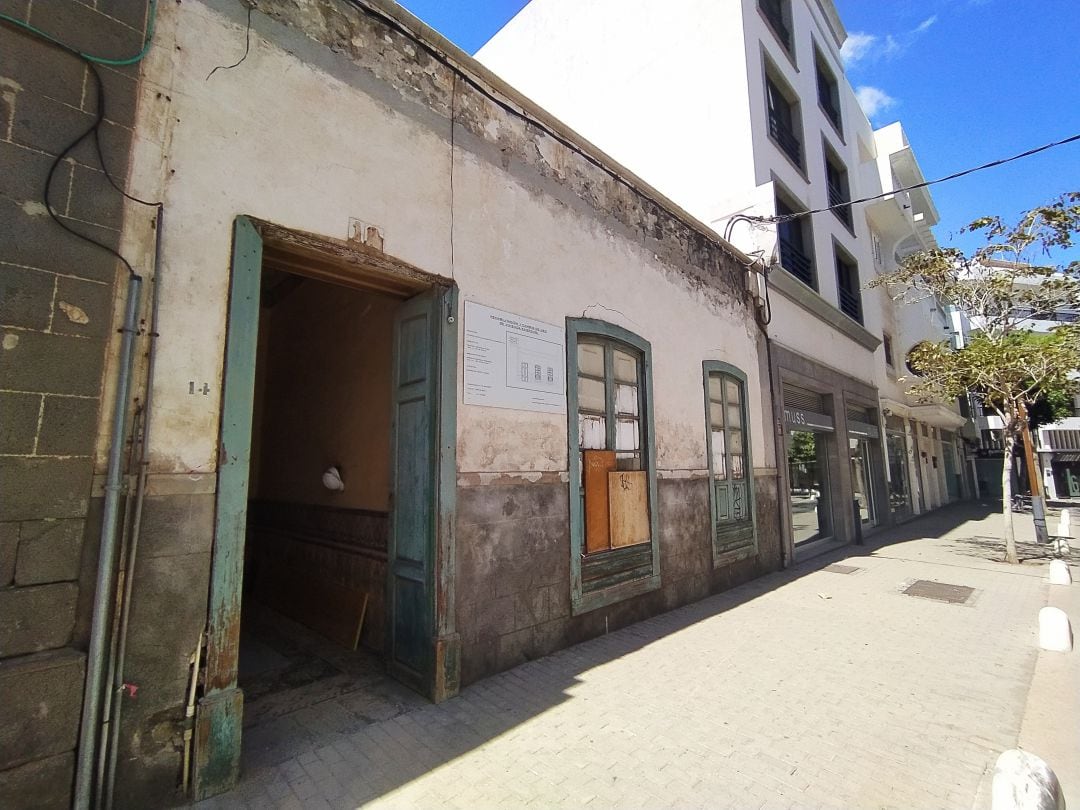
[238,270,401,728]
[195,220,458,797]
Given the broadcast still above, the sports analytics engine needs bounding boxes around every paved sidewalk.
[198,503,1078,810]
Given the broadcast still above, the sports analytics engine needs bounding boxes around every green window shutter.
[703,362,757,565]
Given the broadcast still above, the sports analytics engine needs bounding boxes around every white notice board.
[463,301,566,413]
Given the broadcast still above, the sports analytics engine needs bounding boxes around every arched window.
[566,319,659,614]
[703,361,757,564]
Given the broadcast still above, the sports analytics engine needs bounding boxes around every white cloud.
[914,14,938,33]
[840,32,878,66]
[855,86,898,119]
[841,17,937,68]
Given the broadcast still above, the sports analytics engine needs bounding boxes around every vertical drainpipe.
[74,273,144,810]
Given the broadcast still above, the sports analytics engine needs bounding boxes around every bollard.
[1056,508,1071,538]
[1038,607,1072,652]
[1048,560,1072,586]
[991,749,1065,810]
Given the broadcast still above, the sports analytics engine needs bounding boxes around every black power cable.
[0,17,161,279]
[746,134,1080,225]
[348,0,1080,236]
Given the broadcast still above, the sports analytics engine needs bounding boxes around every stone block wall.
[455,473,783,686]
[0,1,150,805]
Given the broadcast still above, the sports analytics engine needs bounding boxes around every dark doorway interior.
[238,269,409,736]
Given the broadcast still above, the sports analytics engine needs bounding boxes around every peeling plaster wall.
[98,0,782,801]
[121,0,770,480]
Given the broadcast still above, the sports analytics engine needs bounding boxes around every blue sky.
[398,0,1080,261]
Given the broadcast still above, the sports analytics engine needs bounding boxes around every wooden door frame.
[194,217,459,800]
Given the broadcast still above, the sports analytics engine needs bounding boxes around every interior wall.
[251,279,397,511]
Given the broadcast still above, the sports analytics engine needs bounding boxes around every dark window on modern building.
[776,193,815,288]
[815,51,842,133]
[759,0,793,52]
[766,73,802,168]
[835,245,862,323]
[824,147,852,228]
[566,319,660,615]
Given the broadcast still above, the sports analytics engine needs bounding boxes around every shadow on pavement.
[199,498,1055,808]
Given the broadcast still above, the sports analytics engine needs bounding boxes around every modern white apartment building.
[479,0,969,559]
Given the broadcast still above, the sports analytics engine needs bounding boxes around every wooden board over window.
[584,450,616,553]
[608,470,650,547]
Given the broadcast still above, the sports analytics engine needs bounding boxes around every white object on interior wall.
[322,466,345,492]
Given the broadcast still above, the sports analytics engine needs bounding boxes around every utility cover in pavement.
[904,580,974,604]
[824,564,861,574]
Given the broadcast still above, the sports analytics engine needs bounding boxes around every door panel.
[389,290,439,691]
[394,396,431,563]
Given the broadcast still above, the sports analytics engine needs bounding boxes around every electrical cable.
[349,0,1079,257]
[0,0,158,66]
[745,133,1080,225]
[0,5,162,278]
[206,3,253,80]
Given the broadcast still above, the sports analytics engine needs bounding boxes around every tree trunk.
[1001,428,1019,564]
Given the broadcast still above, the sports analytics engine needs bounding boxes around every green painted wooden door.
[388,288,439,691]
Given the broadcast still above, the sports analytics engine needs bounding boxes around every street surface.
[197,503,1078,809]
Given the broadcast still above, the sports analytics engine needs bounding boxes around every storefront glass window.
[886,431,911,520]
[849,437,876,525]
[786,430,832,544]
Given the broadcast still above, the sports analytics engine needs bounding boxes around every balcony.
[779,237,814,287]
[769,113,802,167]
[828,182,852,228]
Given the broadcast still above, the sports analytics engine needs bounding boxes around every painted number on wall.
[189,381,211,395]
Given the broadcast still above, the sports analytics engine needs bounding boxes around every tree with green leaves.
[869,193,1080,563]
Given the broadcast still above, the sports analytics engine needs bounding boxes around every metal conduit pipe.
[94,402,143,808]
[103,205,166,808]
[74,271,144,810]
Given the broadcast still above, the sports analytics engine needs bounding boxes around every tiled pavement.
[197,503,1078,809]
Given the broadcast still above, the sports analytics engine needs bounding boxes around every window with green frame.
[566,319,660,615]
[703,361,756,563]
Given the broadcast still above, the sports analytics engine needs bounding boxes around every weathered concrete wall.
[456,473,782,685]
[122,0,769,479]
[82,0,783,802]
[0,1,152,804]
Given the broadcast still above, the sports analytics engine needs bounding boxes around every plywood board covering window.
[567,319,660,614]
[578,339,647,553]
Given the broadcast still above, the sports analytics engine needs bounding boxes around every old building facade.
[1,0,791,806]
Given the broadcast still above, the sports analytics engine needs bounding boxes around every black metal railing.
[769,112,802,166]
[828,182,852,227]
[779,237,814,287]
[838,285,862,322]
[760,0,791,49]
